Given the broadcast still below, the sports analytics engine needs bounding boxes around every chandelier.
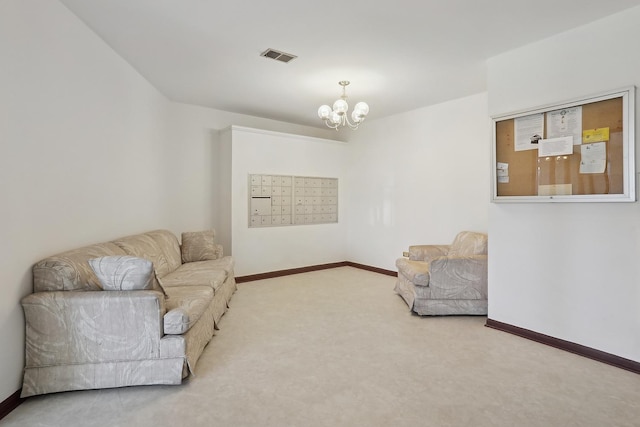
[318,81,369,130]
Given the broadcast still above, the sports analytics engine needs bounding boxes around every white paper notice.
[514,113,544,151]
[580,142,606,174]
[547,106,582,144]
[538,184,572,196]
[538,136,574,157]
[497,162,509,183]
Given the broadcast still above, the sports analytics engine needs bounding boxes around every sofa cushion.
[448,231,488,257]
[33,242,127,292]
[163,286,214,334]
[197,256,235,276]
[160,262,227,291]
[112,230,181,279]
[147,230,182,273]
[181,230,219,263]
[88,256,157,291]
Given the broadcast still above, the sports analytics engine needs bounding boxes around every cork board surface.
[495,97,624,197]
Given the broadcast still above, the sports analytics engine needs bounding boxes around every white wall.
[345,93,491,271]
[0,0,176,401]
[168,95,491,277]
[165,103,345,236]
[221,127,350,276]
[487,6,640,362]
[0,1,350,402]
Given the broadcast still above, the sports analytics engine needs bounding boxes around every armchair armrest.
[22,290,166,367]
[396,258,430,286]
[408,244,450,262]
[429,255,488,300]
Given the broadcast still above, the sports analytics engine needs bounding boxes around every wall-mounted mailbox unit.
[249,174,338,227]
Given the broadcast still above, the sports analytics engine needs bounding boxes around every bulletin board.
[248,174,338,227]
[491,86,635,202]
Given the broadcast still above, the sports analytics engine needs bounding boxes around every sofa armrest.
[428,255,488,300]
[408,244,450,262]
[22,290,166,367]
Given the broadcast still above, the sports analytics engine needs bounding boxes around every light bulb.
[330,111,342,125]
[351,110,362,123]
[318,104,332,120]
[333,99,348,114]
[354,102,369,116]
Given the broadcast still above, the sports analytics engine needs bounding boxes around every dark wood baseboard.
[236,261,396,283]
[0,389,23,421]
[343,261,397,277]
[236,262,348,283]
[486,318,640,375]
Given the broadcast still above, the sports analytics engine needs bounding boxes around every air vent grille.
[260,48,297,63]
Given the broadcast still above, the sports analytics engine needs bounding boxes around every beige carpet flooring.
[3,266,640,426]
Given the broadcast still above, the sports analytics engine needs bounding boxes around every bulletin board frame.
[491,86,635,203]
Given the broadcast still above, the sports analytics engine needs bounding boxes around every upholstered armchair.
[395,231,488,315]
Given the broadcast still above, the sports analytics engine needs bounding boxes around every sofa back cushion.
[448,231,488,257]
[147,230,182,273]
[112,230,181,278]
[33,242,126,292]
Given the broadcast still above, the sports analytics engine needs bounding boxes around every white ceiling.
[60,0,640,129]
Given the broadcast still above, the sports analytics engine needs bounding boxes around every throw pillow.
[181,230,218,263]
[88,256,156,291]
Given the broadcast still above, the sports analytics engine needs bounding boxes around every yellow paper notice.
[583,127,610,143]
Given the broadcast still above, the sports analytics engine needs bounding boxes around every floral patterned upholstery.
[21,229,236,397]
[395,231,488,316]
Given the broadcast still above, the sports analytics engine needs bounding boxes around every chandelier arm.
[323,119,339,130]
[322,115,363,130]
[342,115,363,130]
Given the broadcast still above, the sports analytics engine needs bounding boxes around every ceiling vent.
[260,48,297,63]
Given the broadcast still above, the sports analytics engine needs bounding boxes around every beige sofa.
[395,231,488,316]
[20,229,236,397]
